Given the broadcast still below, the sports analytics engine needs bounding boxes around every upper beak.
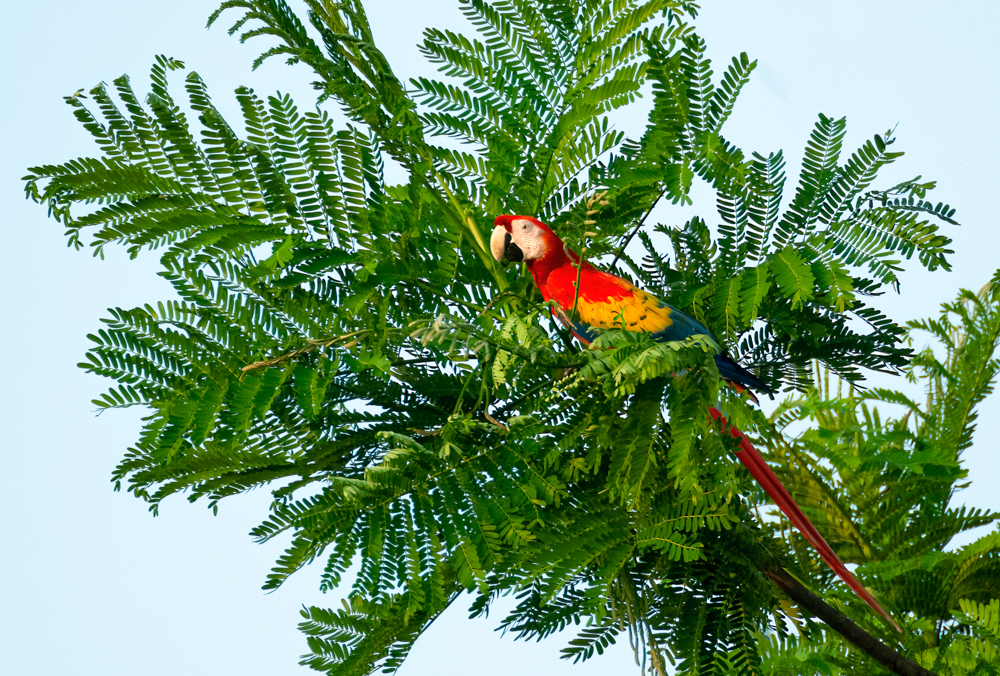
[490,225,523,263]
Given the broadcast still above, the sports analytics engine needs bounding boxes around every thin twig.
[609,189,666,271]
[241,330,375,374]
[568,192,607,321]
[477,291,519,319]
[568,241,586,322]
[484,412,508,431]
[414,280,493,316]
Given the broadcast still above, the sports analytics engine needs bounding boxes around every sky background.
[2,1,998,674]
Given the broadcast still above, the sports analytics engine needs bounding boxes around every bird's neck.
[526,237,582,290]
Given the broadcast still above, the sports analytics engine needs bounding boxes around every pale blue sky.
[2,1,998,674]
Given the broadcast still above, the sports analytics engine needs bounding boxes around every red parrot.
[490,214,900,632]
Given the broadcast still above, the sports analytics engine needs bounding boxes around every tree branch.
[764,567,936,676]
[609,188,666,272]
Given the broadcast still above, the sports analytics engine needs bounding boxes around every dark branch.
[765,567,936,676]
[609,188,666,272]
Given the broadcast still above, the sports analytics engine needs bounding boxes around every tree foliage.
[24,0,964,673]
[759,276,1000,675]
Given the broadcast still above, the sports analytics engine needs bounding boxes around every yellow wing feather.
[548,267,674,333]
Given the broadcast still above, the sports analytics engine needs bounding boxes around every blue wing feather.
[650,303,713,343]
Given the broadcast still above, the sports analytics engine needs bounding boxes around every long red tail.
[708,407,901,632]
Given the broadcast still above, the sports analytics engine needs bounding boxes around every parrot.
[490,214,900,632]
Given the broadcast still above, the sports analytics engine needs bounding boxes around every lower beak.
[490,225,523,263]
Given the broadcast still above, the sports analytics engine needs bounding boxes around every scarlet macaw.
[490,214,899,631]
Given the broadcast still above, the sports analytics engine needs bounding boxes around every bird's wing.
[650,302,714,344]
[545,266,676,334]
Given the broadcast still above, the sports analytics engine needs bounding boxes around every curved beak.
[490,225,523,263]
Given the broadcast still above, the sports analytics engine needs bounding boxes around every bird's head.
[490,215,562,264]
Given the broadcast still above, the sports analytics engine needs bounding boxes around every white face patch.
[509,218,548,261]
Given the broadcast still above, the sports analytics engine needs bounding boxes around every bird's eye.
[522,223,530,230]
